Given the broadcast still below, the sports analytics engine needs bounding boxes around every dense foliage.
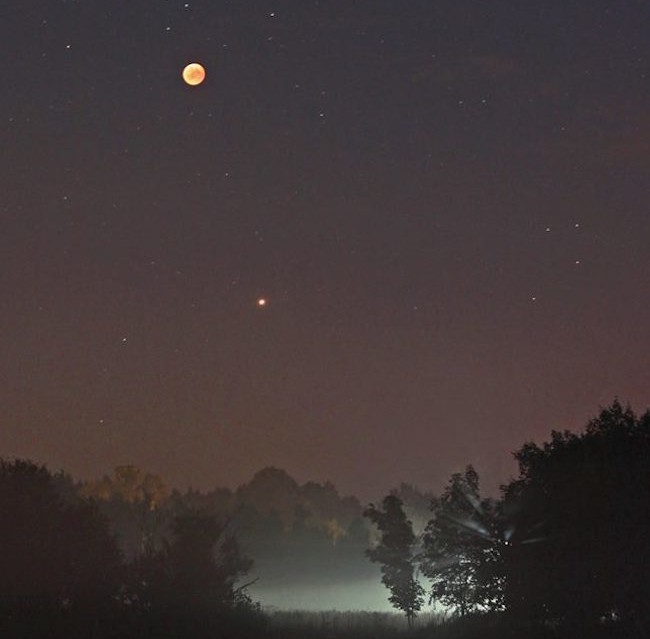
[502,400,650,633]
[364,495,424,626]
[421,466,504,615]
[365,401,650,638]
[2,400,650,638]
[0,459,260,638]
[0,460,122,635]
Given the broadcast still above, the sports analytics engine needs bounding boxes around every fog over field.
[251,575,393,612]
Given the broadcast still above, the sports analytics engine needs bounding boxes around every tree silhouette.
[126,509,256,638]
[364,494,424,627]
[0,458,121,628]
[134,510,253,607]
[502,400,650,633]
[392,483,435,536]
[421,466,505,616]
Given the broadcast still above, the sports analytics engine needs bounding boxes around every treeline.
[365,400,650,638]
[0,460,378,637]
[0,459,266,638]
[80,465,365,559]
[1,399,649,638]
[80,465,377,597]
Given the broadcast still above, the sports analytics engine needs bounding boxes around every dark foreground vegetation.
[1,400,649,638]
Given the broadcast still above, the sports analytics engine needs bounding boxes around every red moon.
[182,63,206,86]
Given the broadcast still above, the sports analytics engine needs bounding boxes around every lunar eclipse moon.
[182,62,205,86]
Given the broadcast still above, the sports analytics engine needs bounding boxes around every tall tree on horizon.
[421,465,505,616]
[364,494,424,627]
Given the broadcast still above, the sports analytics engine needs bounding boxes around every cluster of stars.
[531,221,585,303]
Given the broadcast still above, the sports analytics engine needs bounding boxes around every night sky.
[3,1,650,498]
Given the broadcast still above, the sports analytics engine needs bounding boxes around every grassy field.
[265,609,446,638]
[262,609,636,639]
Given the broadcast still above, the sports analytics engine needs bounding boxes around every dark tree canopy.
[132,510,253,611]
[0,459,121,612]
[503,400,650,630]
[168,512,253,605]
